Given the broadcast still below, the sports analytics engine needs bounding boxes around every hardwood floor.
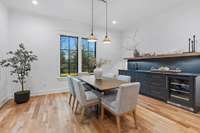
[0,93,200,133]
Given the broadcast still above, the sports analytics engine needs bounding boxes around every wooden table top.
[79,75,127,91]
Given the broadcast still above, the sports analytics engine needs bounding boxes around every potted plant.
[94,59,110,79]
[0,43,38,104]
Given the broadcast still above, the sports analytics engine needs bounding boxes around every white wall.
[121,0,200,59]
[7,10,121,96]
[0,2,9,107]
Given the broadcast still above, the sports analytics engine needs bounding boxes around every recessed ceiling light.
[112,20,117,24]
[32,0,38,5]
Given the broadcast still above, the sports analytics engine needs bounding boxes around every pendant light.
[88,0,97,42]
[103,0,111,44]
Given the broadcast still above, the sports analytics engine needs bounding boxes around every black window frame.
[60,35,78,77]
[81,37,96,73]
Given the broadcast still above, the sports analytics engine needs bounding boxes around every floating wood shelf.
[125,52,200,61]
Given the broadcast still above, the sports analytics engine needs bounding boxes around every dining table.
[78,75,127,92]
[78,75,128,117]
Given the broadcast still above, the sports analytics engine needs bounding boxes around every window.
[81,38,96,73]
[60,35,78,76]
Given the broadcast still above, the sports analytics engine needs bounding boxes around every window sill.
[57,73,94,81]
[57,77,67,81]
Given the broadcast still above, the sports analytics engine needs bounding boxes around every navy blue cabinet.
[119,55,200,112]
[118,69,200,112]
[136,72,167,101]
[119,70,168,101]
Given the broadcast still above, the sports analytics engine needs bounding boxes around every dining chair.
[117,75,131,82]
[78,72,92,91]
[67,76,76,110]
[101,82,140,133]
[71,77,100,122]
[103,73,116,79]
[106,75,131,95]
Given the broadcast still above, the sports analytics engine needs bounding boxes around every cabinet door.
[131,71,137,82]
[136,73,149,95]
[149,86,167,101]
[149,74,167,101]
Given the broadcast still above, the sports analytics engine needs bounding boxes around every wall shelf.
[125,52,200,61]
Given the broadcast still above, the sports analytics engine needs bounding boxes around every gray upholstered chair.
[71,77,100,122]
[67,76,76,110]
[106,75,131,95]
[78,72,92,91]
[117,75,131,82]
[101,82,140,133]
[103,73,116,79]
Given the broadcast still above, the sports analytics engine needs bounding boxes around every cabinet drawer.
[149,87,167,100]
[150,82,166,88]
[150,75,166,82]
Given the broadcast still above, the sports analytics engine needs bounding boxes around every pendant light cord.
[91,0,94,35]
[106,0,108,36]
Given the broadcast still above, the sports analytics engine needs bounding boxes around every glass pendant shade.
[88,0,97,43]
[88,33,97,42]
[103,1,111,44]
[103,35,111,44]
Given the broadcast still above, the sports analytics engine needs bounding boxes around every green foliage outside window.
[60,35,78,77]
[81,38,96,73]
[60,36,96,77]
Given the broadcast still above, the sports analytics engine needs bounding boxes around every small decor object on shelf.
[0,43,38,104]
[133,48,140,57]
[151,66,182,73]
[94,59,109,79]
[188,35,197,53]
[189,38,191,53]
[122,29,142,57]
[193,35,196,52]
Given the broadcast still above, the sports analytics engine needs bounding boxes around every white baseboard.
[6,88,68,101]
[0,88,68,108]
[31,88,68,96]
[0,96,10,108]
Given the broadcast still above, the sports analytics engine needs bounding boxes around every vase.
[94,67,103,79]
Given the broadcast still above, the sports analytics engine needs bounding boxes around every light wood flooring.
[0,93,200,133]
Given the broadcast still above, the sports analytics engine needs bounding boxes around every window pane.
[82,52,89,64]
[69,37,78,50]
[70,67,78,75]
[70,51,78,64]
[60,50,69,76]
[60,50,69,65]
[88,42,95,51]
[82,67,88,73]
[88,52,95,72]
[60,35,78,77]
[81,37,96,73]
[82,39,88,51]
[60,36,69,49]
[88,52,95,58]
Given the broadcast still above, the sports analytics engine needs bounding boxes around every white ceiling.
[1,0,187,31]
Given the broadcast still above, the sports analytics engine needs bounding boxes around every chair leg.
[101,105,104,121]
[116,116,121,133]
[132,109,137,129]
[72,97,76,110]
[96,103,101,119]
[75,100,79,113]
[80,107,85,122]
[68,94,72,105]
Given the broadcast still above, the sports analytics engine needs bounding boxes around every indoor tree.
[0,43,38,104]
